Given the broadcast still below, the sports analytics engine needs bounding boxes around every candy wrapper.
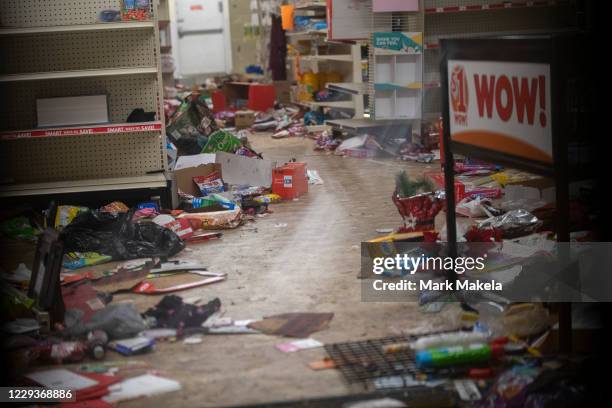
[55,205,89,228]
[477,209,542,239]
[177,207,243,230]
[193,172,225,196]
[456,197,503,218]
[392,191,444,232]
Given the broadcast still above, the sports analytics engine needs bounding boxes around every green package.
[201,130,242,153]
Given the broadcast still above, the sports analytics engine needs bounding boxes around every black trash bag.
[61,210,185,260]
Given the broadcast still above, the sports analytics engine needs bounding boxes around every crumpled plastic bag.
[61,210,185,260]
[63,303,147,340]
[478,209,542,239]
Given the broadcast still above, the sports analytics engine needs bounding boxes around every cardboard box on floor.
[173,152,275,198]
[174,162,222,197]
[235,110,255,129]
[215,152,275,188]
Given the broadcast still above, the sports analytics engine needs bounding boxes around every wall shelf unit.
[0,0,168,201]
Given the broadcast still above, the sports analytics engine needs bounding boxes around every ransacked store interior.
[0,1,606,407]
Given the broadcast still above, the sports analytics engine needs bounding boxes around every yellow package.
[55,205,88,228]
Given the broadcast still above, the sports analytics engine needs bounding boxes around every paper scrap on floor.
[102,374,181,403]
[26,369,98,390]
[276,338,323,352]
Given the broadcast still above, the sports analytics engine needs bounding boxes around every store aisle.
[118,135,457,407]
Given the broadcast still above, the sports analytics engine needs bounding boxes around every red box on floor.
[272,162,308,200]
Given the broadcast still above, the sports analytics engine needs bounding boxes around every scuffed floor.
[83,134,459,407]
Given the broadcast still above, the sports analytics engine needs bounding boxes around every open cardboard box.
[174,162,222,198]
[173,152,275,198]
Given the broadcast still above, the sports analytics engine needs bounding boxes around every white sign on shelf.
[447,60,552,163]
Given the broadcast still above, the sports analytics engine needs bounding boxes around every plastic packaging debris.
[193,171,225,196]
[64,303,147,340]
[479,365,540,407]
[152,214,194,240]
[61,210,185,260]
[63,252,113,270]
[456,197,498,218]
[177,207,242,230]
[201,130,242,153]
[0,216,40,241]
[336,134,369,153]
[208,193,237,210]
[478,209,542,239]
[166,93,218,155]
[486,303,552,338]
[307,170,324,185]
[55,205,89,228]
[103,374,181,403]
[99,201,129,214]
[254,194,282,204]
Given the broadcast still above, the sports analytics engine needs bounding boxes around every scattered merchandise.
[108,336,155,356]
[144,296,221,329]
[63,252,112,270]
[0,2,600,407]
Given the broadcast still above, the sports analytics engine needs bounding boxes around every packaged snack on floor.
[193,172,225,196]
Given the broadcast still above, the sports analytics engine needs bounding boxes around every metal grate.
[325,335,418,385]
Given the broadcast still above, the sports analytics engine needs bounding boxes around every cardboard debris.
[248,313,334,338]
[215,151,275,188]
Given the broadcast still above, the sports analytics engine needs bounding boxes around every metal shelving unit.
[0,0,168,200]
[287,1,365,117]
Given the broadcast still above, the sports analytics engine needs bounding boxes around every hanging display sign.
[447,60,552,163]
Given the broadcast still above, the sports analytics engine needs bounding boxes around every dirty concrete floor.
[91,134,459,407]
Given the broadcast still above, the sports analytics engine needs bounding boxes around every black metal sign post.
[440,36,577,352]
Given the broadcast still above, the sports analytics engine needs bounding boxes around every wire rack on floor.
[324,335,419,386]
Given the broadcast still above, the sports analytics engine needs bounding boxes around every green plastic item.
[416,343,502,368]
[0,216,40,241]
[201,130,242,153]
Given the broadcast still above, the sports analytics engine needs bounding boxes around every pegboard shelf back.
[0,0,156,28]
[0,0,167,197]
